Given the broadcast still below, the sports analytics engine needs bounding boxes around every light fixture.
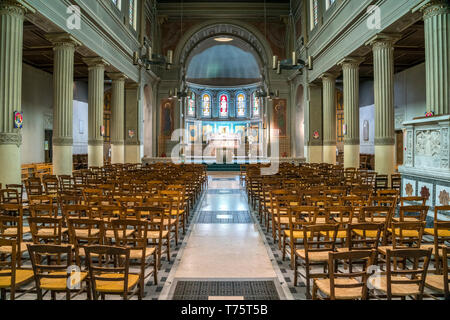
[272,53,313,74]
[255,87,279,100]
[214,37,233,42]
[133,44,173,71]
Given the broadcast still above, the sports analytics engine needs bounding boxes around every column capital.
[125,82,140,90]
[338,57,365,69]
[0,132,22,147]
[82,57,110,69]
[365,33,402,48]
[320,72,337,81]
[415,0,449,19]
[45,33,82,48]
[0,0,34,15]
[107,72,128,81]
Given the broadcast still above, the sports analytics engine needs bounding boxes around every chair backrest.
[368,196,397,208]
[441,246,450,298]
[28,217,63,245]
[84,245,131,298]
[360,206,392,225]
[327,250,376,300]
[377,189,399,198]
[0,189,20,204]
[326,206,354,226]
[400,196,427,206]
[303,224,339,256]
[27,244,73,291]
[290,206,319,225]
[30,204,58,218]
[398,205,429,222]
[391,221,425,249]
[347,223,383,250]
[0,238,17,284]
[384,248,432,300]
[62,205,91,223]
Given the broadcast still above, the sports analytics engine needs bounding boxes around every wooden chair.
[112,219,158,290]
[312,250,376,300]
[422,220,450,273]
[369,248,432,300]
[424,245,449,300]
[294,223,339,298]
[380,221,426,260]
[358,206,392,245]
[282,206,318,269]
[85,245,140,300]
[0,214,30,267]
[400,196,427,206]
[0,239,34,300]
[391,174,401,191]
[28,217,64,245]
[27,243,89,300]
[374,174,388,192]
[393,205,429,223]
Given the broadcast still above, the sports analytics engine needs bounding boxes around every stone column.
[421,0,450,115]
[46,33,81,176]
[367,34,401,177]
[321,73,337,164]
[107,72,127,164]
[338,57,364,169]
[0,1,26,186]
[125,83,142,164]
[304,84,323,163]
[83,57,109,168]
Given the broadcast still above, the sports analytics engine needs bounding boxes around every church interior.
[0,0,449,302]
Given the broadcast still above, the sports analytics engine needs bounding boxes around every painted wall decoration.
[188,93,196,117]
[252,92,260,118]
[439,189,449,206]
[249,21,286,59]
[14,111,23,129]
[161,99,174,137]
[272,99,287,136]
[202,123,213,142]
[405,183,414,197]
[188,124,197,142]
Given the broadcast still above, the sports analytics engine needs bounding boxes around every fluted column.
[83,57,109,168]
[0,1,26,186]
[107,72,127,164]
[421,0,450,115]
[321,73,337,164]
[46,33,81,176]
[367,33,401,178]
[338,57,364,169]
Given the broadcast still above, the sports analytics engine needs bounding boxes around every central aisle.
[159,172,291,300]
[174,174,276,279]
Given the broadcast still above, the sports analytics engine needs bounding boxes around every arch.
[174,20,273,70]
[143,84,153,158]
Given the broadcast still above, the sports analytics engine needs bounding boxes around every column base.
[111,144,125,164]
[375,144,395,177]
[323,145,336,165]
[125,144,142,164]
[305,145,323,163]
[53,145,73,176]
[344,144,360,168]
[88,144,103,168]
[0,144,21,185]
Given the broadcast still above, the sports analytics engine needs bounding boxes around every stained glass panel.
[252,92,260,117]
[236,93,246,117]
[219,94,228,117]
[202,94,211,117]
[188,93,196,117]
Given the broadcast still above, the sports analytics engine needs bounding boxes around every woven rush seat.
[369,276,422,296]
[296,249,332,262]
[314,278,364,299]
[39,271,88,291]
[0,269,34,288]
[94,273,140,293]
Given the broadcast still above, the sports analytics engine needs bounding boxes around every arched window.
[188,92,196,117]
[252,92,260,117]
[236,93,246,117]
[202,93,211,117]
[218,93,229,118]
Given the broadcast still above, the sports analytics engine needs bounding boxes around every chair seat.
[420,244,444,257]
[315,278,364,299]
[0,269,34,288]
[74,229,100,238]
[130,247,156,260]
[148,230,169,239]
[273,216,290,225]
[392,217,421,222]
[105,229,135,239]
[153,218,177,226]
[319,230,347,239]
[0,241,33,254]
[424,228,450,237]
[424,274,446,292]
[352,229,383,238]
[36,228,69,237]
[316,217,327,224]
[94,273,140,293]
[387,228,420,238]
[295,249,332,262]
[167,209,185,216]
[40,271,88,291]
[369,276,421,296]
[335,217,360,224]
[283,230,311,239]
[3,226,31,236]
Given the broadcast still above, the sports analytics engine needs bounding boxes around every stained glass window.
[219,94,228,118]
[202,94,211,117]
[188,93,196,117]
[252,92,260,117]
[129,0,137,30]
[236,93,246,117]
[310,0,319,30]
